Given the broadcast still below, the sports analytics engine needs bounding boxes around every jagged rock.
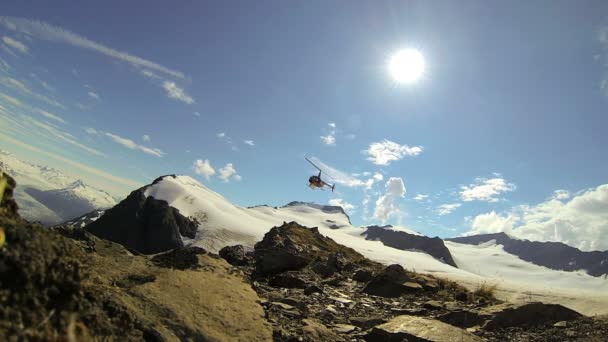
[0,173,18,218]
[554,321,568,328]
[304,285,324,295]
[254,221,370,275]
[438,310,486,328]
[361,264,422,298]
[362,226,458,267]
[277,297,305,310]
[86,182,199,254]
[353,269,373,282]
[350,317,387,330]
[482,302,583,330]
[365,315,483,342]
[269,272,309,289]
[219,245,252,266]
[312,253,349,277]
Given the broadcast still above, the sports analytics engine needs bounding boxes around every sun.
[388,49,425,84]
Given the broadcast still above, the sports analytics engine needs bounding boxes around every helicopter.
[305,157,335,192]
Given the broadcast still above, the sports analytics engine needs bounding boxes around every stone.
[218,245,252,266]
[350,317,387,330]
[482,302,583,330]
[554,321,568,328]
[437,310,487,328]
[361,264,422,298]
[365,315,483,342]
[353,269,374,282]
[423,300,444,310]
[334,324,357,334]
[268,273,308,289]
[302,319,345,342]
[304,285,323,295]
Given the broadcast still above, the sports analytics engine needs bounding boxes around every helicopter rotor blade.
[305,157,322,172]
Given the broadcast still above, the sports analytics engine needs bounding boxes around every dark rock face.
[86,184,198,255]
[361,264,423,298]
[219,245,253,266]
[362,226,458,268]
[447,233,608,277]
[269,273,309,289]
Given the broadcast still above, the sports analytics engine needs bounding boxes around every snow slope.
[145,176,608,315]
[0,150,117,224]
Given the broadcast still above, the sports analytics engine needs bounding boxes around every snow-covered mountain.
[85,175,608,316]
[0,150,117,224]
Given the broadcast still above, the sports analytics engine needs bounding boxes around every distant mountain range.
[447,233,608,277]
[0,150,117,225]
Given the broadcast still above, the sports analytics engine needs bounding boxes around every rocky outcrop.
[481,302,583,330]
[253,221,369,275]
[447,233,608,277]
[282,201,352,224]
[86,182,198,254]
[219,244,253,266]
[363,225,458,267]
[361,264,423,298]
[0,172,18,219]
[366,315,483,342]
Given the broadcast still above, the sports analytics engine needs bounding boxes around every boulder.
[219,245,252,266]
[361,264,422,298]
[353,269,374,283]
[365,315,482,342]
[482,302,582,330]
[350,317,387,330]
[302,319,345,342]
[254,221,369,275]
[438,310,486,328]
[304,285,324,295]
[269,272,308,289]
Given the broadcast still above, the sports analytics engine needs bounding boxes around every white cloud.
[84,127,98,135]
[244,140,255,146]
[460,177,516,202]
[140,69,161,79]
[233,174,242,182]
[373,173,384,181]
[104,132,164,157]
[0,16,184,79]
[87,91,100,100]
[2,36,28,54]
[193,159,215,180]
[364,140,423,165]
[320,135,336,145]
[0,76,64,108]
[328,122,336,128]
[218,163,239,182]
[37,109,64,123]
[163,81,194,104]
[217,132,226,138]
[329,198,355,213]
[193,111,201,117]
[598,26,608,96]
[414,194,429,201]
[436,203,462,216]
[373,177,406,223]
[467,184,608,251]
[142,134,150,142]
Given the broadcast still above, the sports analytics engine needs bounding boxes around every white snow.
[145,176,608,316]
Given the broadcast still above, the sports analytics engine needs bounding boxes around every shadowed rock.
[361,264,422,298]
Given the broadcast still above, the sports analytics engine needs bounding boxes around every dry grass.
[473,282,498,300]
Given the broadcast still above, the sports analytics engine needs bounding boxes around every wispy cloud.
[163,81,194,104]
[243,140,255,146]
[0,16,184,79]
[37,109,65,123]
[193,111,201,117]
[414,194,429,201]
[0,134,141,194]
[308,156,379,189]
[364,140,423,165]
[87,91,100,100]
[436,203,461,216]
[140,69,161,79]
[104,132,164,157]
[2,36,28,54]
[460,176,516,202]
[142,134,151,142]
[0,76,64,108]
[320,122,337,146]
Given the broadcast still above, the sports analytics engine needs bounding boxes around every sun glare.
[388,48,425,84]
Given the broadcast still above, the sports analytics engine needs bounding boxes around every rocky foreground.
[1,174,608,341]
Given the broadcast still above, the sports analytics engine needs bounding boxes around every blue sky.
[1,1,607,249]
